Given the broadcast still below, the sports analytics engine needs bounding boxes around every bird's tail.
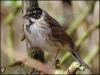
[69,47,90,69]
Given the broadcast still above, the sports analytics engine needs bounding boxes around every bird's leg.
[54,50,60,69]
[46,49,60,69]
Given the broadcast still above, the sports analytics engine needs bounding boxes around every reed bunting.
[23,1,89,69]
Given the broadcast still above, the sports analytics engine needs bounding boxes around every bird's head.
[24,7,42,20]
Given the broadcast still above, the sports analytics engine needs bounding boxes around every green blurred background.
[1,1,99,74]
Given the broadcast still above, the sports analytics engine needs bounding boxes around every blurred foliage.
[1,1,99,74]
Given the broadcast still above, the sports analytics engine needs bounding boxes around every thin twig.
[67,1,95,35]
[76,22,99,48]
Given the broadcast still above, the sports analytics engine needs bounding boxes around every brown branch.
[54,62,84,74]
[65,62,84,74]
[1,43,85,74]
[1,44,54,74]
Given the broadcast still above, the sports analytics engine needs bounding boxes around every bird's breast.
[24,17,58,52]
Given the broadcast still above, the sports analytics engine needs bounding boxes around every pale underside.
[24,14,68,68]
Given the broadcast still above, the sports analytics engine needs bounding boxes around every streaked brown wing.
[44,12,75,48]
[43,11,90,69]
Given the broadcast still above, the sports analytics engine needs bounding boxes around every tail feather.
[69,47,90,69]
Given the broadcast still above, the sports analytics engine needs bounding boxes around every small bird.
[23,1,89,69]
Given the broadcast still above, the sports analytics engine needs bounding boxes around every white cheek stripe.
[30,18,36,22]
[24,16,58,52]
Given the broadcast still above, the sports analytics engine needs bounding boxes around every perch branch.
[55,62,84,74]
[1,44,85,74]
